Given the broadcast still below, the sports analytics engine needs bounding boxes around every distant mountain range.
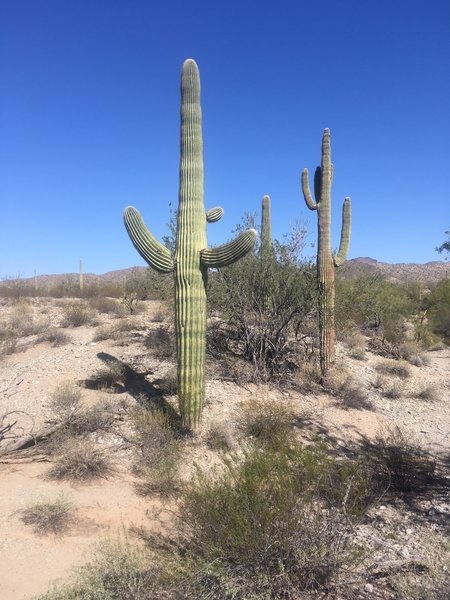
[1,259,448,288]
[338,257,448,284]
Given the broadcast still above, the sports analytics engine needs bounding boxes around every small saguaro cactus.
[124,59,257,430]
[301,128,351,373]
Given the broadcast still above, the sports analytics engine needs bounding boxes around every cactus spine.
[301,128,351,373]
[124,59,257,429]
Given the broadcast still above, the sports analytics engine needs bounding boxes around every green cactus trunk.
[124,59,257,430]
[302,129,351,374]
[175,60,208,429]
[260,195,274,312]
[260,195,273,259]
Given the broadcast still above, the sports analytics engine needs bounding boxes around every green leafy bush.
[209,222,315,381]
[164,441,368,598]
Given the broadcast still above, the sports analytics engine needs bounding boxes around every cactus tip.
[183,58,198,69]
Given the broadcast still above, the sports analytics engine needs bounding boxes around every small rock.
[364,583,374,593]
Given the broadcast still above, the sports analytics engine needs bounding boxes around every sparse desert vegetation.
[0,277,448,599]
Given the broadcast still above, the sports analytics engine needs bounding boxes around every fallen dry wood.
[0,423,63,456]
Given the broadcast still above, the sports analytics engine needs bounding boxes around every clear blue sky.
[1,0,449,278]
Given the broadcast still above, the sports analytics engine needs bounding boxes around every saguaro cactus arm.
[200,229,257,268]
[124,206,174,273]
[301,169,318,211]
[334,197,352,267]
[206,207,224,222]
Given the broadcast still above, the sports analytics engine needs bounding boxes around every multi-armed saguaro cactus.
[124,59,257,430]
[301,128,351,373]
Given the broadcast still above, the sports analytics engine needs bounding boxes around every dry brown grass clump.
[205,423,234,451]
[49,381,83,417]
[342,330,367,360]
[373,374,404,399]
[365,426,436,493]
[338,376,374,410]
[90,362,127,392]
[132,408,181,497]
[398,341,429,367]
[157,367,178,395]
[92,319,136,343]
[47,439,113,481]
[61,301,97,327]
[241,397,296,445]
[375,359,411,379]
[39,328,71,346]
[144,327,174,357]
[20,495,73,535]
[89,296,126,317]
[415,384,439,402]
[35,538,159,599]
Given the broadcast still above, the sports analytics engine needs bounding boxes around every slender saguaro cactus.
[124,59,257,429]
[260,195,273,259]
[79,259,84,293]
[301,128,351,373]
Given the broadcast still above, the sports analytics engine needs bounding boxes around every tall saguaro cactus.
[301,128,351,373]
[124,59,257,429]
[260,195,273,259]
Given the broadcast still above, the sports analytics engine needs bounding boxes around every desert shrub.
[67,401,115,436]
[144,327,174,357]
[3,301,50,337]
[150,308,167,323]
[49,382,82,418]
[205,423,234,451]
[209,229,315,381]
[39,328,71,346]
[241,397,296,445]
[424,279,450,342]
[89,296,126,316]
[132,408,181,497]
[293,359,322,393]
[373,373,403,399]
[47,439,113,481]
[389,531,450,599]
[398,341,429,367]
[157,367,178,396]
[61,302,96,327]
[336,275,415,348]
[375,359,411,379]
[20,494,73,535]
[92,319,136,343]
[338,376,374,410]
[322,371,373,410]
[341,330,366,358]
[121,268,171,313]
[0,335,18,356]
[349,346,366,360]
[35,538,160,599]
[415,385,439,402]
[163,441,367,598]
[91,362,126,392]
[365,426,436,493]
